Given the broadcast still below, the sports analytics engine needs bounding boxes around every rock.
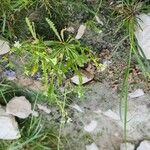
[37,104,51,114]
[86,143,99,150]
[103,109,120,121]
[71,72,94,85]
[75,24,86,39]
[0,106,20,140]
[135,14,150,59]
[128,89,144,98]
[137,140,150,150]
[0,39,10,55]
[71,104,84,113]
[120,143,135,150]
[6,96,32,119]
[84,120,98,132]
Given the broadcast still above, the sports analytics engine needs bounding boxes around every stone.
[86,143,99,150]
[6,96,32,119]
[137,140,150,150]
[0,39,10,55]
[0,106,20,140]
[128,89,144,98]
[135,14,150,59]
[84,120,98,132]
[75,24,86,39]
[120,143,135,150]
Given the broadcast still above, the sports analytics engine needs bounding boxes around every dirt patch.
[61,82,150,150]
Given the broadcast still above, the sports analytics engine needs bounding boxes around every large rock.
[137,140,150,150]
[135,14,150,59]
[0,106,20,140]
[6,96,32,119]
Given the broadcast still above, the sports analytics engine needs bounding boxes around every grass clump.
[0,81,66,150]
[111,0,150,140]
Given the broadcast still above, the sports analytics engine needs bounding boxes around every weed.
[11,17,98,102]
[112,0,150,140]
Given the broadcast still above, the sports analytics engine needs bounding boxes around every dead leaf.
[71,71,94,85]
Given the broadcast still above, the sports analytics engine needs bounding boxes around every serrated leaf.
[46,18,62,42]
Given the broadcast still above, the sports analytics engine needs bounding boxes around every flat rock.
[0,106,20,140]
[6,96,32,119]
[128,89,144,98]
[0,40,10,55]
[120,143,135,150]
[137,140,150,150]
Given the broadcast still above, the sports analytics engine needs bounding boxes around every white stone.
[137,140,150,150]
[86,143,99,150]
[84,120,98,132]
[120,143,135,150]
[128,89,144,98]
[71,104,84,113]
[75,24,86,39]
[6,96,32,119]
[37,104,51,114]
[103,109,120,121]
[0,106,20,140]
[135,14,150,59]
[0,40,10,55]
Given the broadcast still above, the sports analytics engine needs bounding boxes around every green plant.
[0,0,36,37]
[11,17,98,101]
